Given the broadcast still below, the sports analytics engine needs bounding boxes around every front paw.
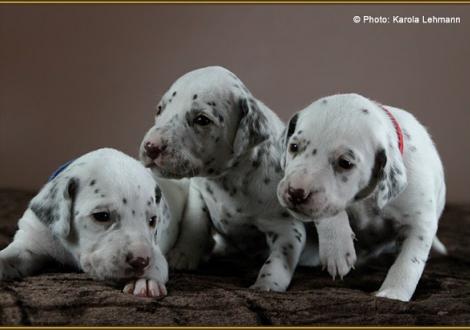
[167,246,202,270]
[375,287,411,302]
[250,278,287,292]
[123,278,167,298]
[319,236,357,280]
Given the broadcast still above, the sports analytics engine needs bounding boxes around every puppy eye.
[193,114,212,126]
[149,216,157,228]
[337,157,355,171]
[289,143,299,153]
[92,211,111,222]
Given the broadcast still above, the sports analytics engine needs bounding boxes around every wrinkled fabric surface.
[0,189,469,325]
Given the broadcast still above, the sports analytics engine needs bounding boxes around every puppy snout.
[288,187,311,205]
[127,254,150,271]
[144,141,167,160]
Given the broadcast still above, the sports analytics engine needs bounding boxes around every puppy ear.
[232,97,269,157]
[355,145,407,209]
[29,177,79,238]
[280,113,299,170]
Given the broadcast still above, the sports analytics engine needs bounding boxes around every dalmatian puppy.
[0,148,169,298]
[139,66,352,291]
[278,93,447,301]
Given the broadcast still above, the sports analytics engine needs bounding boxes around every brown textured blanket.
[0,189,469,325]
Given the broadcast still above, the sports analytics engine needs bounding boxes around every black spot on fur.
[362,109,369,114]
[193,94,198,100]
[286,114,299,145]
[312,149,317,155]
[155,186,162,203]
[172,91,177,97]
[89,180,96,186]
[122,198,127,204]
[354,148,387,201]
[206,184,214,195]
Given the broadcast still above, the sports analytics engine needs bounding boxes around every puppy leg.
[376,211,437,301]
[315,211,357,279]
[0,212,56,279]
[167,185,212,270]
[250,219,306,292]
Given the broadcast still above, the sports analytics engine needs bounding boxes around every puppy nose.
[127,255,150,271]
[144,142,166,160]
[288,187,311,205]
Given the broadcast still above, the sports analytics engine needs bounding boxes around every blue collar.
[48,159,75,182]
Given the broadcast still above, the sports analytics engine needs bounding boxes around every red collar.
[375,102,404,155]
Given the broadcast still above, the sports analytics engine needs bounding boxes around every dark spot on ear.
[286,114,299,144]
[155,186,162,203]
[354,148,387,201]
[67,178,79,198]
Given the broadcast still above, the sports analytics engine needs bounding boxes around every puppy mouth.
[285,207,316,222]
[146,158,201,179]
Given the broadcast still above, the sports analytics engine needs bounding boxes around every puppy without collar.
[278,93,447,301]
[0,148,169,298]
[140,66,323,291]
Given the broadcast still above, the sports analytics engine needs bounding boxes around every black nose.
[127,256,150,271]
[144,142,166,160]
[288,187,311,205]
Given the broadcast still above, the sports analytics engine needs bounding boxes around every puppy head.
[30,148,166,282]
[140,66,268,179]
[277,94,407,221]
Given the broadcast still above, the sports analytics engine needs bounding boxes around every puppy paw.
[167,246,202,270]
[123,278,167,298]
[249,279,287,292]
[375,287,411,302]
[319,234,357,280]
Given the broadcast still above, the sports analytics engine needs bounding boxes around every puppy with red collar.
[278,93,447,301]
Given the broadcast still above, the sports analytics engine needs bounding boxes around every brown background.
[0,4,468,203]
